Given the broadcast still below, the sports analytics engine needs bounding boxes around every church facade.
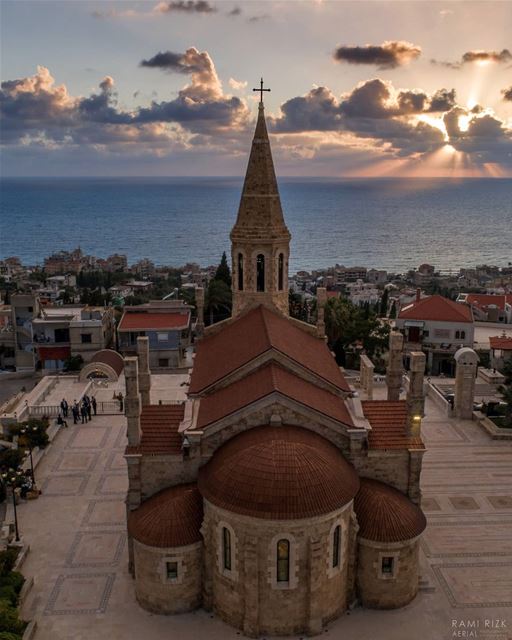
[123,95,427,637]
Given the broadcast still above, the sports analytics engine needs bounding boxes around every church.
[123,86,427,637]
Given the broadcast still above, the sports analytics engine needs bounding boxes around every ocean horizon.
[1,176,511,273]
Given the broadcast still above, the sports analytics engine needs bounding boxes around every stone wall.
[356,537,420,609]
[140,455,201,501]
[352,450,410,495]
[202,499,352,637]
[132,539,202,614]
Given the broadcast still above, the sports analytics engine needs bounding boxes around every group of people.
[59,395,98,426]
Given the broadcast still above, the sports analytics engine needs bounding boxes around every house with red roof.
[457,292,512,324]
[489,334,512,369]
[395,293,474,375]
[117,300,191,370]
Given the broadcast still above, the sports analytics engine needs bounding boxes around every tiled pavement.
[18,399,512,640]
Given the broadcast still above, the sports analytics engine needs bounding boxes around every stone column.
[360,354,374,400]
[242,534,259,637]
[195,287,205,338]
[386,330,404,401]
[316,287,327,339]
[124,356,141,446]
[454,348,479,419]
[406,351,426,437]
[136,336,151,406]
[307,536,324,636]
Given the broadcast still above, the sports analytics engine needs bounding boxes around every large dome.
[198,425,359,520]
[354,478,427,543]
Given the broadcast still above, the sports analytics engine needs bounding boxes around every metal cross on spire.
[253,77,270,105]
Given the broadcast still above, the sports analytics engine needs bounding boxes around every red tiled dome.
[198,425,359,520]
[91,349,124,376]
[128,483,203,548]
[354,478,427,543]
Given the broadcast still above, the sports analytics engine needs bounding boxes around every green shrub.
[0,572,25,594]
[0,585,18,606]
[0,550,19,578]
[0,632,23,640]
[0,600,26,635]
[0,449,24,471]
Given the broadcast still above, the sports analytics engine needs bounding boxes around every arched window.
[222,527,232,571]
[460,330,465,340]
[455,330,460,339]
[278,253,284,291]
[237,253,244,291]
[276,539,290,582]
[332,525,341,568]
[256,254,265,292]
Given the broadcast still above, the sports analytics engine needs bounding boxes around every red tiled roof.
[118,311,190,331]
[354,478,426,543]
[139,404,185,455]
[399,295,473,323]
[361,400,424,450]
[91,349,124,376]
[37,345,71,361]
[196,362,354,429]
[490,336,512,351]
[466,294,510,312]
[198,425,360,520]
[189,305,349,394]
[128,483,203,548]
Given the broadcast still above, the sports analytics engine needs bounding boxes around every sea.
[1,177,511,273]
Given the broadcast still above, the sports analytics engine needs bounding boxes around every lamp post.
[20,425,38,485]
[1,468,23,542]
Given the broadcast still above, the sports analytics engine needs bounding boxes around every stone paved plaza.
[17,395,512,640]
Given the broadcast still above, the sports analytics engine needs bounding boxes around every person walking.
[60,399,68,418]
[91,396,97,416]
[72,401,79,424]
[86,399,92,421]
[80,402,88,424]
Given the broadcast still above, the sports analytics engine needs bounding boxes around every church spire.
[230,79,291,318]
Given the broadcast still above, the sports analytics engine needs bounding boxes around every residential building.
[367,269,388,285]
[117,300,191,369]
[457,293,512,324]
[489,335,512,370]
[346,279,381,306]
[11,293,39,371]
[413,263,435,287]
[395,293,474,375]
[32,305,114,371]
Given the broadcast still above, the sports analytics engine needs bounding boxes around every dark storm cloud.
[140,51,202,73]
[333,41,421,69]
[502,86,512,101]
[432,49,512,69]
[155,1,217,13]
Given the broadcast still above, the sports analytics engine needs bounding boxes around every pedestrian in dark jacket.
[80,403,88,424]
[86,401,92,420]
[91,396,97,416]
[60,399,68,417]
[72,402,79,424]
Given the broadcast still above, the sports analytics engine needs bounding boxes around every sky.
[1,0,511,177]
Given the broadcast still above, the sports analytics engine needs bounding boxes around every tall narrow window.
[238,253,244,291]
[276,539,290,582]
[278,253,284,291]
[256,254,265,292]
[381,556,394,576]
[332,525,341,568]
[222,527,232,571]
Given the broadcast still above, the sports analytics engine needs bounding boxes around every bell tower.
[230,79,291,318]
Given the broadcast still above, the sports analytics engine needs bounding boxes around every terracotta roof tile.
[189,305,349,394]
[489,336,512,350]
[354,478,426,543]
[361,400,424,450]
[128,483,202,548]
[399,295,473,323]
[140,404,185,455]
[198,425,360,520]
[196,362,354,429]
[466,294,509,312]
[118,311,190,331]
[91,349,124,376]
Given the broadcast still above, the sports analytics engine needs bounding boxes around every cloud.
[502,86,512,101]
[333,41,421,69]
[140,50,204,73]
[269,78,511,165]
[432,49,512,69]
[229,78,247,90]
[154,1,216,13]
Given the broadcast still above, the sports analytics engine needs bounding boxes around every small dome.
[91,349,124,376]
[198,425,359,520]
[354,478,426,543]
[128,483,203,548]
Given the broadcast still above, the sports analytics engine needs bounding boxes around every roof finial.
[253,77,270,106]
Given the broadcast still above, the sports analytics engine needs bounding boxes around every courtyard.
[14,393,512,640]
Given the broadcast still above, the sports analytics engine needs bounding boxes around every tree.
[501,358,512,385]
[63,354,84,372]
[214,252,232,288]
[379,288,389,317]
[497,384,512,427]
[205,279,232,325]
